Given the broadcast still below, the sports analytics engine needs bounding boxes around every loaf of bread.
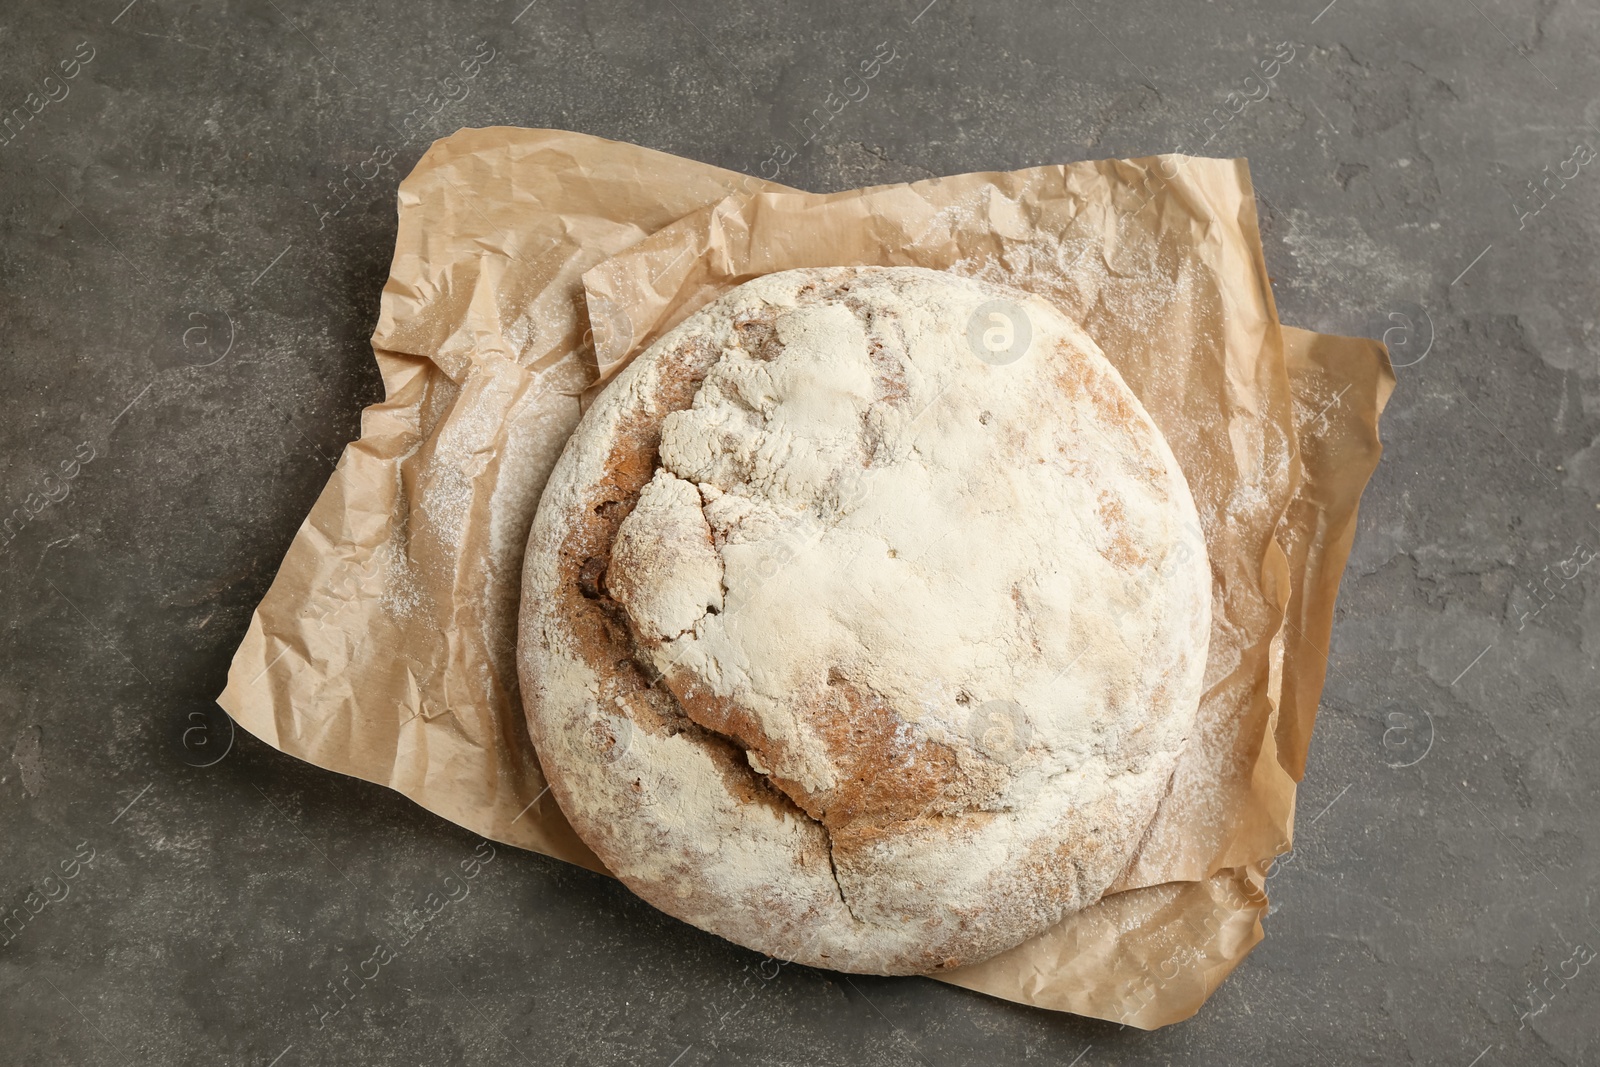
[517,266,1210,974]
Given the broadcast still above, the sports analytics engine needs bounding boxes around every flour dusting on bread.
[517,266,1210,975]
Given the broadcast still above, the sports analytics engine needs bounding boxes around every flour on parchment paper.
[375,356,586,725]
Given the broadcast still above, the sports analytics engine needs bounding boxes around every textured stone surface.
[2,0,1597,1063]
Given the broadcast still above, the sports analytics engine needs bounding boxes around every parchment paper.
[218,127,1393,1028]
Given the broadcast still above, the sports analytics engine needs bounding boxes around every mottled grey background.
[2,0,1597,1063]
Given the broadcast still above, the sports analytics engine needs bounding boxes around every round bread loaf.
[517,266,1210,975]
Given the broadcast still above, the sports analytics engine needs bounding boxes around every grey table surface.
[3,0,1597,1063]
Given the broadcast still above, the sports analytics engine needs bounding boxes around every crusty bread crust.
[517,267,1210,975]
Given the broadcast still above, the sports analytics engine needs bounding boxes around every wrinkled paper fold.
[219,127,1393,1028]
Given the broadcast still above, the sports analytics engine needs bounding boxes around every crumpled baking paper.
[218,127,1393,1028]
